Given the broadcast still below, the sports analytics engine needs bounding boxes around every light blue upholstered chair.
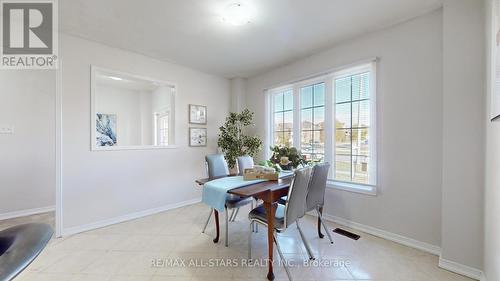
[237,155,259,231]
[202,154,254,247]
[294,163,333,260]
[237,155,254,175]
[248,167,312,281]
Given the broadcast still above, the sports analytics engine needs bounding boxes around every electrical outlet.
[0,126,14,134]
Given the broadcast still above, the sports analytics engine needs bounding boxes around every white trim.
[321,213,441,255]
[0,206,55,221]
[61,197,201,236]
[264,90,271,160]
[90,65,178,151]
[263,57,378,91]
[327,180,377,196]
[438,256,483,281]
[320,213,484,280]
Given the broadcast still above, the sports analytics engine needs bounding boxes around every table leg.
[263,201,276,281]
[213,210,220,243]
[318,206,324,239]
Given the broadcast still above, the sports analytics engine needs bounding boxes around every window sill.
[326,180,377,196]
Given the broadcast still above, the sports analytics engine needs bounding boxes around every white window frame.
[266,61,377,195]
[154,111,170,146]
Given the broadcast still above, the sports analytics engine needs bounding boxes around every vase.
[229,162,239,175]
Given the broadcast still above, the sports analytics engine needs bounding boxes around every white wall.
[230,77,247,112]
[484,0,500,280]
[441,0,485,271]
[0,70,56,216]
[246,10,444,248]
[60,34,230,232]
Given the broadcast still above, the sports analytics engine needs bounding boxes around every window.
[272,89,293,147]
[267,62,376,193]
[155,112,169,146]
[300,83,325,161]
[334,72,371,184]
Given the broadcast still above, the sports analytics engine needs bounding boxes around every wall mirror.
[91,66,176,150]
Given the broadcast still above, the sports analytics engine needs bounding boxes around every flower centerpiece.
[269,145,307,170]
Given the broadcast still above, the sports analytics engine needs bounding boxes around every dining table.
[195,173,326,281]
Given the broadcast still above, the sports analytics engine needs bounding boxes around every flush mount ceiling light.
[222,3,253,26]
[108,76,123,81]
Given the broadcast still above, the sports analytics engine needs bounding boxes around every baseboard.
[439,256,483,280]
[320,213,442,255]
[0,205,55,221]
[320,213,484,280]
[62,198,201,236]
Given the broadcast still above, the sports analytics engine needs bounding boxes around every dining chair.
[237,155,259,231]
[202,154,254,247]
[296,163,333,260]
[247,167,312,281]
[237,155,254,175]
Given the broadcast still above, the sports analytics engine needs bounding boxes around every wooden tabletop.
[195,174,238,185]
[228,177,293,197]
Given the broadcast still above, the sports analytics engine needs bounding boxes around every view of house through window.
[300,83,325,161]
[334,72,371,184]
[273,89,294,147]
[269,63,375,188]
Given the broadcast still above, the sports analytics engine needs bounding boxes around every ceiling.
[60,0,442,78]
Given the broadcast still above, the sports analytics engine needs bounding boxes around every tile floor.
[1,204,473,281]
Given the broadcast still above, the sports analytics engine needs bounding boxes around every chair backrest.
[284,167,312,228]
[205,154,229,178]
[306,163,331,212]
[237,155,254,176]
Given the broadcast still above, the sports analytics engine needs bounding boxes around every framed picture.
[189,127,207,147]
[96,113,117,146]
[189,104,207,124]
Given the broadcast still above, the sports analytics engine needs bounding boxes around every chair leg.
[229,209,236,222]
[202,209,212,233]
[231,208,240,222]
[316,208,334,244]
[248,222,253,260]
[252,199,259,233]
[296,219,315,260]
[317,206,324,239]
[225,206,229,247]
[273,232,293,281]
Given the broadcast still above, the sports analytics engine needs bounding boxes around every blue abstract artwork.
[96,113,117,146]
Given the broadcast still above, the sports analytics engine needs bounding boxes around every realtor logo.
[1,0,58,69]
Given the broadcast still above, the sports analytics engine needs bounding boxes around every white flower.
[280,156,291,166]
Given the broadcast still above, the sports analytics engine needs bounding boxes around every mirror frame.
[90,65,178,151]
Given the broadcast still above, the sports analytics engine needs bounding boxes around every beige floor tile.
[71,274,112,281]
[108,275,153,281]
[42,250,106,274]
[6,205,475,281]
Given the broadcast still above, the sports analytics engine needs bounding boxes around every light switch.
[0,126,14,134]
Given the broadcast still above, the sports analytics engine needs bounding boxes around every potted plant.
[217,109,262,172]
[269,145,308,170]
